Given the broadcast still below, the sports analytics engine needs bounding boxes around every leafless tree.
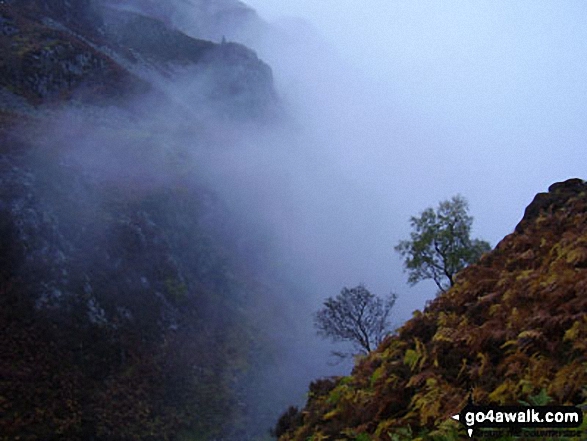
[314,285,396,358]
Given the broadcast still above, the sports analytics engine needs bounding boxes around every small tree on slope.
[395,194,491,293]
[314,285,396,358]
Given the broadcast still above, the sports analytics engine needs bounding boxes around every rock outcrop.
[0,0,281,439]
[0,0,275,114]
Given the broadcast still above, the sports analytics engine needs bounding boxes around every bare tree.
[314,285,396,358]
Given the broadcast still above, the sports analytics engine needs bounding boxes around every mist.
[8,0,587,438]
[79,0,587,388]
[238,0,587,313]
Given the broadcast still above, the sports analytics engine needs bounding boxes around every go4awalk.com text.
[451,404,583,438]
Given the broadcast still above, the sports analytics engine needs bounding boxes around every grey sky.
[236,1,587,321]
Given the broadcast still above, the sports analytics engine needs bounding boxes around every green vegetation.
[277,181,587,440]
[395,195,491,293]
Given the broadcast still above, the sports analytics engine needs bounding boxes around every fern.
[518,388,552,406]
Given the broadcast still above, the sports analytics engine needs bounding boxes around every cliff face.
[278,179,587,440]
[0,1,282,439]
[0,0,274,113]
[0,1,140,106]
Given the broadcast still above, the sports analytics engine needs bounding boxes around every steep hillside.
[277,179,587,440]
[0,0,274,114]
[0,159,272,438]
[0,3,139,107]
[0,0,286,439]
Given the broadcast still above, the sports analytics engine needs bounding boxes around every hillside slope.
[0,1,287,439]
[278,179,587,440]
[0,0,274,115]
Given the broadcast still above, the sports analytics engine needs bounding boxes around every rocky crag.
[0,0,284,439]
[0,0,274,112]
